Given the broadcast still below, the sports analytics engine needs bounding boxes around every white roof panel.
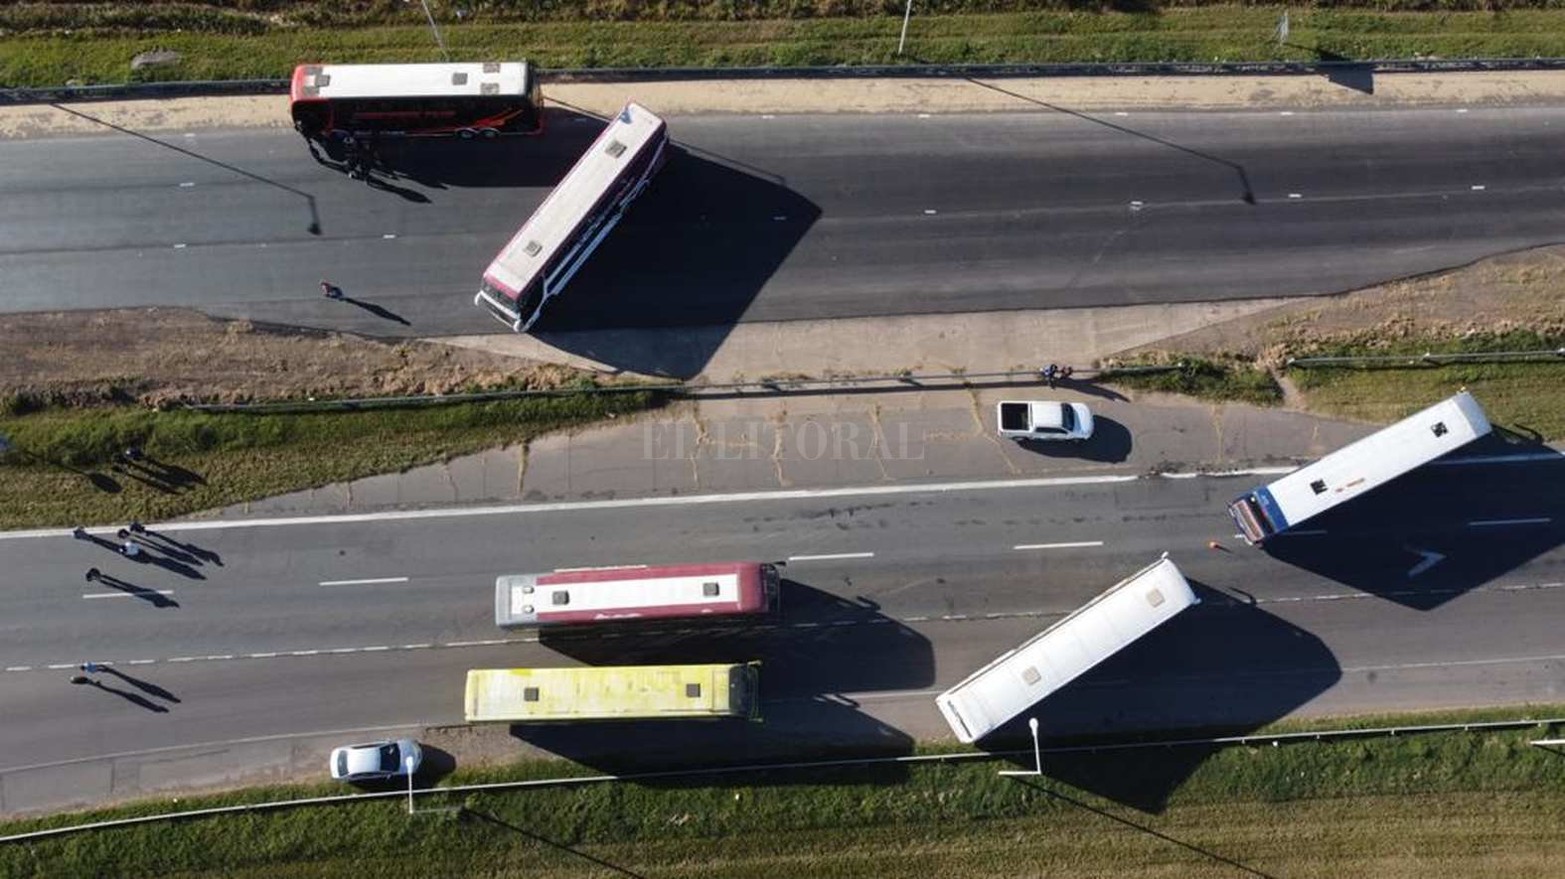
[1261,390,1491,527]
[484,102,666,297]
[935,557,1199,743]
[299,62,531,99]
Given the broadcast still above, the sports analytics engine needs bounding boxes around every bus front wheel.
[457,128,477,140]
[480,127,500,140]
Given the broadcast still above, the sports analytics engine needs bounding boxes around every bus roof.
[935,557,1199,743]
[483,102,666,299]
[464,664,751,722]
[290,62,533,102]
[495,562,770,627]
[1245,390,1491,535]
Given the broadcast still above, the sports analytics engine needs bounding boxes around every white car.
[996,401,1095,442]
[330,738,423,782]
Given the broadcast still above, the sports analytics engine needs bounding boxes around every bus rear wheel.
[457,128,477,140]
[480,127,500,139]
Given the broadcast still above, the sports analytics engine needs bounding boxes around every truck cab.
[996,401,1095,442]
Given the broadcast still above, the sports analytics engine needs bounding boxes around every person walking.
[80,661,102,675]
[129,520,146,535]
[120,539,142,559]
[320,280,344,300]
[85,567,101,582]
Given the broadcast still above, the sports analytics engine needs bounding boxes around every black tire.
[458,128,477,140]
[480,127,500,140]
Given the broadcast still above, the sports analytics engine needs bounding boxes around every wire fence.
[179,363,1178,414]
[1286,347,1565,369]
[3,714,1559,844]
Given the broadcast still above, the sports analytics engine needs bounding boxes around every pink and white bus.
[289,61,543,142]
[473,102,669,333]
[494,562,780,629]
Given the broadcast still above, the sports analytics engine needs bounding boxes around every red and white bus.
[473,102,669,333]
[493,561,780,629]
[289,61,542,142]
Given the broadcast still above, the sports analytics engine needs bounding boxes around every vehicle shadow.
[1013,417,1132,463]
[975,581,1340,813]
[1258,439,1565,611]
[539,578,935,695]
[318,107,599,190]
[529,144,821,378]
[519,578,926,778]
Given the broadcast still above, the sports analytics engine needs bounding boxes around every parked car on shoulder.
[996,401,1094,442]
[330,738,422,782]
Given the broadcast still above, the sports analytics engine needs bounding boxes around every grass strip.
[1284,328,1565,437]
[1103,354,1284,406]
[3,706,1563,878]
[7,9,1565,86]
[0,391,661,529]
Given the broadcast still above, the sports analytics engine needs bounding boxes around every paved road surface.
[1,454,1560,812]
[2,106,1562,340]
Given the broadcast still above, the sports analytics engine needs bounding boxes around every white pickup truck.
[996,401,1095,442]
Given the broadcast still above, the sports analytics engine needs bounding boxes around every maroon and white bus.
[494,562,780,629]
[289,61,543,142]
[473,102,669,333]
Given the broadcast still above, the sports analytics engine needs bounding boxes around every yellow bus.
[464,663,761,723]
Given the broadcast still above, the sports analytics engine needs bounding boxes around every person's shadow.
[342,296,411,326]
[86,571,179,608]
[84,679,169,713]
[100,666,181,703]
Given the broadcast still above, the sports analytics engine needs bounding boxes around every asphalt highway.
[2,106,1562,336]
[1,455,1561,809]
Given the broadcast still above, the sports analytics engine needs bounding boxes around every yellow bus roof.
[465,664,756,722]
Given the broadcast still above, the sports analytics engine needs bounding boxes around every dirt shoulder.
[0,308,571,406]
[7,70,1565,139]
[1120,244,1565,363]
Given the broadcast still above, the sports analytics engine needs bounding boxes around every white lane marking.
[16,577,1565,676]
[1456,108,1469,113]
[923,209,937,215]
[178,181,195,188]
[172,243,187,249]
[1470,184,1486,191]
[82,590,175,600]
[1469,517,1551,527]
[918,113,932,118]
[1288,193,1302,199]
[788,552,875,562]
[0,474,1140,539]
[1013,541,1104,550]
[318,577,409,586]
[381,233,397,239]
[1279,111,1294,116]
[760,114,775,119]
[1114,111,1129,116]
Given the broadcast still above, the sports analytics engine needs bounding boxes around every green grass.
[0,392,660,529]
[1103,355,1284,406]
[4,706,1564,878]
[1286,329,1565,438]
[7,8,1565,86]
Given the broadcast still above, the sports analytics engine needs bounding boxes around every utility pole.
[898,0,914,56]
